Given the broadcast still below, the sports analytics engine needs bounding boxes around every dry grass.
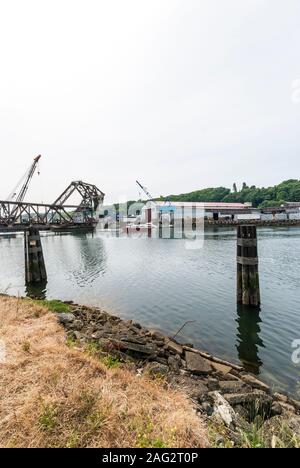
[0,296,207,448]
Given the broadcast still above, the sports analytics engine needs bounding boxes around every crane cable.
[6,166,32,201]
[6,155,42,202]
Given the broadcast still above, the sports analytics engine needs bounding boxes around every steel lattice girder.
[53,181,105,211]
[0,181,105,228]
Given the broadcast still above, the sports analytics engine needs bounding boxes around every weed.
[34,300,70,314]
[39,404,58,431]
[101,355,121,369]
[22,341,31,353]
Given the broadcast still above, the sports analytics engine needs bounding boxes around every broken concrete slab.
[120,335,147,345]
[112,340,156,356]
[223,391,273,409]
[144,362,169,377]
[210,391,237,427]
[167,355,182,373]
[56,313,75,324]
[185,351,213,375]
[165,339,183,356]
[211,361,232,375]
[240,374,270,393]
[218,380,251,394]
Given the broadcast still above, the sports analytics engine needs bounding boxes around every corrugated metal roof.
[145,201,249,210]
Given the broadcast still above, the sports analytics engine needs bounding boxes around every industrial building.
[141,201,258,223]
[141,201,300,224]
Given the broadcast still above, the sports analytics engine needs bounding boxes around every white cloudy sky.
[0,0,299,204]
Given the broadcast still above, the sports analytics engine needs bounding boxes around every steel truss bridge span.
[0,181,105,232]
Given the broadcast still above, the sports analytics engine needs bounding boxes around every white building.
[141,201,257,223]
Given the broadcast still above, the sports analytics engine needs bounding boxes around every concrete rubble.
[57,303,300,446]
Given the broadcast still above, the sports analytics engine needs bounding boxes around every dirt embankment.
[1,295,300,448]
[60,301,300,448]
[0,296,207,448]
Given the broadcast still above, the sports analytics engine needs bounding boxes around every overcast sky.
[0,0,300,204]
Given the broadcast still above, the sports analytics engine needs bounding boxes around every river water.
[0,226,299,397]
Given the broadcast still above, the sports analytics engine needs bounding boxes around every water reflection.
[75,235,107,286]
[26,280,48,300]
[1,227,300,396]
[236,305,264,375]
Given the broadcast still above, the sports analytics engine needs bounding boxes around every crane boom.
[136,180,156,203]
[7,155,41,203]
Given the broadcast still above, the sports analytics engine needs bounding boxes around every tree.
[158,180,300,208]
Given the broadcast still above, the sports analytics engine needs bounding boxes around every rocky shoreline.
[57,301,300,446]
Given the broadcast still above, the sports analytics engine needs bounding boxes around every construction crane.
[136,180,156,204]
[7,155,41,202]
[136,180,172,207]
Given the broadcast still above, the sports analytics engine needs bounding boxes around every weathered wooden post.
[237,225,260,306]
[147,206,152,238]
[24,227,47,283]
[159,210,163,238]
[236,305,263,374]
[170,209,175,239]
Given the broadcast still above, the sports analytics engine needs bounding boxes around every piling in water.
[237,225,260,307]
[24,228,47,283]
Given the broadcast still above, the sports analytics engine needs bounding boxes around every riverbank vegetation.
[1,295,300,448]
[163,179,300,208]
[0,296,207,448]
[113,180,300,212]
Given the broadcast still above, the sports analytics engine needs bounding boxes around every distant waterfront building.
[261,203,300,221]
[141,201,258,223]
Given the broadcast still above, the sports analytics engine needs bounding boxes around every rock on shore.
[58,303,300,447]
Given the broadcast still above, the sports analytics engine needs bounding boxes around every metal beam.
[0,181,104,231]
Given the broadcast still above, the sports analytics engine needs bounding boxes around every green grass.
[66,335,77,348]
[101,355,121,369]
[209,419,300,449]
[39,404,58,431]
[85,341,122,369]
[137,435,167,448]
[239,424,267,448]
[34,299,71,314]
[134,418,168,448]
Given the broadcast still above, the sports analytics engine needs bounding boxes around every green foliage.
[160,180,300,208]
[35,300,71,314]
[101,355,121,369]
[239,424,267,448]
[85,341,121,368]
[134,418,167,448]
[39,404,58,431]
[66,335,77,348]
[166,187,231,203]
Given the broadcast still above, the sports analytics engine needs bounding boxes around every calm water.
[1,227,300,397]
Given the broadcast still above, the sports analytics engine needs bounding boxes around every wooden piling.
[237,225,260,307]
[24,228,47,283]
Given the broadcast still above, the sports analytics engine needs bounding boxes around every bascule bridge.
[0,155,105,283]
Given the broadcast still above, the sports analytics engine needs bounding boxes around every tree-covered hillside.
[162,180,300,208]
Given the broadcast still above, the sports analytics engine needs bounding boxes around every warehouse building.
[141,201,258,223]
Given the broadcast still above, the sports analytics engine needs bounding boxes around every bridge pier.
[24,228,47,283]
[237,225,260,307]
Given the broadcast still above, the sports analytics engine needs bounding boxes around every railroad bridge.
[1,175,104,284]
[0,181,104,232]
